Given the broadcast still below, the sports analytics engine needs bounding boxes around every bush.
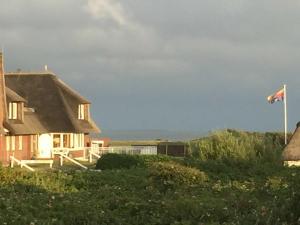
[149,162,207,190]
[1,158,300,224]
[187,129,286,163]
[137,154,172,164]
[96,154,143,170]
[95,154,172,170]
[181,156,286,182]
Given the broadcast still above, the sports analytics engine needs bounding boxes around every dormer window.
[8,102,24,120]
[8,102,18,119]
[78,104,90,120]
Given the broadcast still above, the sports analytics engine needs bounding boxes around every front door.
[38,134,52,158]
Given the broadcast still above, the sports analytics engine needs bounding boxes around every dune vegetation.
[0,130,299,225]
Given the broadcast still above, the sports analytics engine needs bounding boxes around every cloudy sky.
[1,0,300,133]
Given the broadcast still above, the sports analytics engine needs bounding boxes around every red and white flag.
[267,88,284,104]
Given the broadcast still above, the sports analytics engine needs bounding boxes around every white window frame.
[80,134,84,147]
[18,136,22,150]
[52,133,84,149]
[52,134,62,148]
[73,133,84,149]
[9,102,18,119]
[30,135,38,153]
[6,136,16,151]
[78,104,85,120]
[11,136,15,151]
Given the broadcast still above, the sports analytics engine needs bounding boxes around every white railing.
[53,146,158,163]
[88,146,157,162]
[10,156,35,172]
[53,150,87,169]
[92,146,157,155]
[52,148,70,156]
[89,151,101,162]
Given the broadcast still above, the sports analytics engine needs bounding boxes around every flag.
[267,88,284,104]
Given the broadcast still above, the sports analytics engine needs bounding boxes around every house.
[0,52,100,166]
[282,122,300,166]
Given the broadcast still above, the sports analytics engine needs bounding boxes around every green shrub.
[182,157,285,181]
[149,162,207,190]
[96,154,143,170]
[1,160,300,224]
[137,154,172,164]
[95,154,173,170]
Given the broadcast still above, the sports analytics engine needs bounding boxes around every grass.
[0,130,299,224]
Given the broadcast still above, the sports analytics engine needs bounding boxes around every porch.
[9,145,158,171]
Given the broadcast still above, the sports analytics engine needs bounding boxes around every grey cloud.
[0,0,300,133]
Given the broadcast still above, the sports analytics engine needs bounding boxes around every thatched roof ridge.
[5,71,56,76]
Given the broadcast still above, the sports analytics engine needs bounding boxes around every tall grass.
[187,129,287,163]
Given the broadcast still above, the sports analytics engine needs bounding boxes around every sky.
[1,0,300,134]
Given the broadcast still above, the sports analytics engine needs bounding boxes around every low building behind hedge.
[110,140,187,157]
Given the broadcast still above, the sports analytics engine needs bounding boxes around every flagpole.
[284,84,287,145]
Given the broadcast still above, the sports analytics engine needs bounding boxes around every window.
[79,134,84,147]
[18,136,22,150]
[78,104,90,120]
[74,133,84,148]
[6,136,16,151]
[53,134,61,148]
[63,134,71,148]
[30,135,38,153]
[11,136,15,151]
[8,102,18,119]
[78,104,84,120]
[52,133,84,149]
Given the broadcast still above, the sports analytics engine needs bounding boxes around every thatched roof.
[283,122,300,161]
[6,87,26,102]
[4,72,100,135]
[4,111,47,135]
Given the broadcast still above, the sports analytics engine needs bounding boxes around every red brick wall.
[69,150,84,158]
[0,135,33,165]
[13,135,33,160]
